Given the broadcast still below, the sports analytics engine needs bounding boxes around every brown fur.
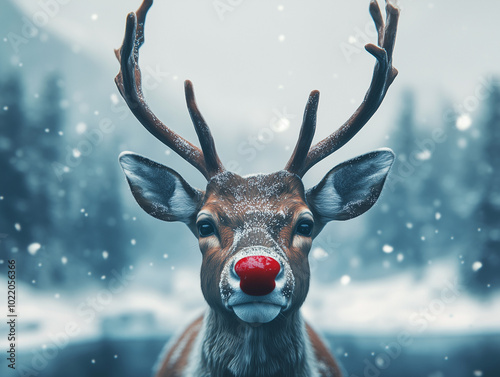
[306,324,343,377]
[155,316,204,377]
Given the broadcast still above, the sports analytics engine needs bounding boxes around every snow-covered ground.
[2,257,498,353]
[304,258,500,335]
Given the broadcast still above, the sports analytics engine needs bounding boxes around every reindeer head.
[116,0,399,324]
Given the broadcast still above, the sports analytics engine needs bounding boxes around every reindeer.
[114,0,399,376]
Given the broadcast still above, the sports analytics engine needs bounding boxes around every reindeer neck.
[188,308,316,377]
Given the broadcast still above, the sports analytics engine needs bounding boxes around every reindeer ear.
[119,152,203,224]
[306,149,394,222]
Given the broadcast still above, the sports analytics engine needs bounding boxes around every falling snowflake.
[416,149,432,161]
[456,114,472,131]
[340,275,351,286]
[28,243,41,255]
[76,122,87,134]
[312,247,328,260]
[382,244,394,253]
[472,261,483,272]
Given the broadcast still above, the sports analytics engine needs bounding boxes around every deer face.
[199,171,310,324]
[119,149,393,324]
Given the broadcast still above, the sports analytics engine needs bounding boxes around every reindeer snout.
[234,256,281,296]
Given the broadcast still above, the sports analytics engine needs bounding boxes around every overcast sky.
[9,0,500,177]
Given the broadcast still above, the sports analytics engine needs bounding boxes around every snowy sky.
[8,0,500,185]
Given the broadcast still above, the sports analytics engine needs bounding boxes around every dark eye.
[296,220,314,237]
[198,221,216,237]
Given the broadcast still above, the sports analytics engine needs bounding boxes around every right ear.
[119,152,204,228]
[306,149,394,226]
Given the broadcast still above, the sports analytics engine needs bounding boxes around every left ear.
[306,149,394,223]
[119,152,204,229]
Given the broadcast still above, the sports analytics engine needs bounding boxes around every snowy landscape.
[1,0,500,376]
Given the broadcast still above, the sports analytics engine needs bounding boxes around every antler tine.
[295,0,399,177]
[369,0,384,47]
[284,91,319,175]
[115,0,219,180]
[185,80,225,177]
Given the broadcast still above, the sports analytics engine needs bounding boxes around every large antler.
[115,0,224,180]
[285,0,399,177]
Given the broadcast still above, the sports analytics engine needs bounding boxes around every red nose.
[235,256,281,296]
